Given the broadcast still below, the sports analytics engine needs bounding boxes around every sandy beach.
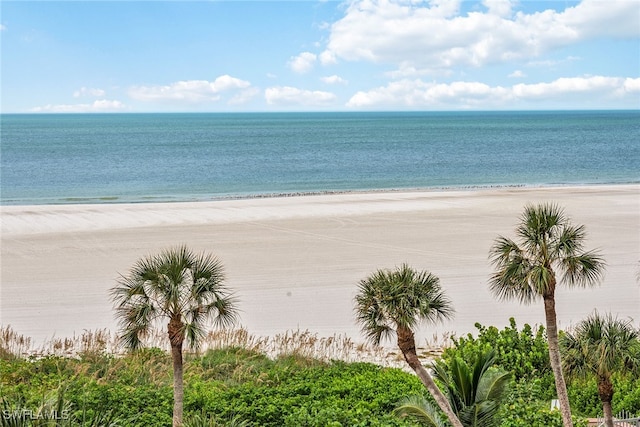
[1,185,638,348]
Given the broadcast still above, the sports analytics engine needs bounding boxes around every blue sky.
[1,0,639,113]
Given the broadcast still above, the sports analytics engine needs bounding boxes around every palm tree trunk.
[397,326,464,427]
[598,377,615,427]
[169,320,185,427]
[543,294,573,427]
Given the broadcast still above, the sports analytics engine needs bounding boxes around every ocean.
[1,111,638,205]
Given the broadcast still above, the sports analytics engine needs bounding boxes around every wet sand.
[1,185,638,347]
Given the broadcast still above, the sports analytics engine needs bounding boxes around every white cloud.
[483,0,514,17]
[73,87,106,98]
[512,75,639,99]
[319,50,337,66]
[265,86,337,107]
[508,70,526,78]
[321,75,348,85]
[288,52,317,74]
[621,77,640,93]
[30,100,128,113]
[561,0,640,38]
[322,0,639,73]
[346,75,639,109]
[228,87,261,105]
[129,75,251,103]
[1,24,7,31]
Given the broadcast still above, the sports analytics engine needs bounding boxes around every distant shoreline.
[2,180,639,207]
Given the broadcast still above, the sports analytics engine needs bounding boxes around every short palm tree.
[488,203,605,427]
[432,349,511,427]
[111,246,239,427]
[355,264,463,427]
[561,312,640,427]
[394,350,511,427]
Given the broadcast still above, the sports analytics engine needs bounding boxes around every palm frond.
[560,251,605,288]
[561,311,640,379]
[478,369,511,402]
[110,246,239,352]
[354,264,454,346]
[489,202,604,304]
[393,395,447,427]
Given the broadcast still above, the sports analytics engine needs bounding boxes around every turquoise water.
[1,111,638,205]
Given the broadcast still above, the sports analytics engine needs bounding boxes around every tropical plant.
[354,264,463,427]
[488,203,605,427]
[111,245,239,427]
[434,349,511,427]
[395,350,511,427]
[561,311,640,427]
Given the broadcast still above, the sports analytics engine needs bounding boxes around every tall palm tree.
[111,246,239,427]
[561,312,640,427]
[488,203,605,427]
[354,264,463,427]
[394,350,511,427]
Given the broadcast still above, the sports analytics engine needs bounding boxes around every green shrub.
[496,379,588,427]
[443,317,550,382]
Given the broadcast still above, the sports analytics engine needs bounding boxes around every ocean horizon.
[1,110,639,205]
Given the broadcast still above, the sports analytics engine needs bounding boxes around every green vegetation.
[2,318,639,426]
[1,345,424,427]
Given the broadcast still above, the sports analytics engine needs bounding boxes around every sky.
[1,0,639,113]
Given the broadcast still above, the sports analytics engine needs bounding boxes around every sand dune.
[1,185,638,347]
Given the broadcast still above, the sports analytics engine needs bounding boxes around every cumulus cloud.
[319,50,337,66]
[30,100,128,113]
[129,75,251,103]
[346,75,640,109]
[322,0,639,72]
[288,52,317,73]
[73,87,106,98]
[321,75,348,85]
[483,0,513,18]
[508,70,526,78]
[265,86,337,107]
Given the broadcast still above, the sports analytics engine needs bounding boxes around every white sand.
[1,185,639,347]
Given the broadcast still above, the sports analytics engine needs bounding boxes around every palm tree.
[488,203,605,427]
[354,264,463,427]
[561,312,640,427]
[111,245,239,427]
[394,350,511,427]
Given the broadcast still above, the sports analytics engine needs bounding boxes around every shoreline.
[1,184,639,347]
[2,180,639,207]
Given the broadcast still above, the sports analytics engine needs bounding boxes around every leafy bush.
[496,378,587,427]
[442,318,550,382]
[568,375,640,417]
